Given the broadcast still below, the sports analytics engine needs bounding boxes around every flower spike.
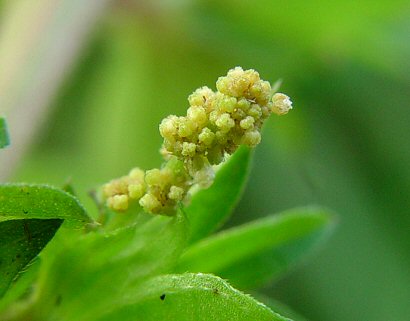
[103,67,292,214]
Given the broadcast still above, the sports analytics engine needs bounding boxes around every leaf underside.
[0,219,62,298]
[0,184,93,299]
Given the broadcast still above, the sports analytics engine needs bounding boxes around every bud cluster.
[103,156,190,214]
[103,67,292,214]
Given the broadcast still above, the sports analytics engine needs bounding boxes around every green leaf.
[177,207,335,289]
[251,293,308,321]
[0,219,62,298]
[94,273,291,321]
[0,258,41,312]
[16,213,188,321]
[0,184,93,228]
[0,118,9,148]
[185,145,253,244]
[0,184,93,299]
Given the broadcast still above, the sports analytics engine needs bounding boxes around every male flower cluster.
[103,67,292,214]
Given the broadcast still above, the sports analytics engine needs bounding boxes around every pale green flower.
[103,67,292,214]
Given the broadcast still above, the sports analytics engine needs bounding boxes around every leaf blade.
[0,219,62,298]
[95,273,291,321]
[0,184,93,228]
[177,206,335,289]
[19,213,188,321]
[185,145,253,244]
[0,184,93,299]
[0,258,41,312]
[251,293,308,321]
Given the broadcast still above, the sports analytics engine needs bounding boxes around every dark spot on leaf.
[16,254,21,259]
[160,294,166,301]
[213,288,219,295]
[23,222,32,242]
[55,295,62,306]
[23,209,29,214]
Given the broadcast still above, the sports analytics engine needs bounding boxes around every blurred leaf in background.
[0,118,9,148]
[1,0,409,321]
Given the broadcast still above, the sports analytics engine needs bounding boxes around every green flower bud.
[182,142,197,157]
[231,107,247,121]
[248,104,262,118]
[219,95,237,113]
[272,93,293,115]
[188,86,214,107]
[159,116,178,139]
[145,168,162,186]
[128,183,145,199]
[215,113,235,132]
[187,106,207,126]
[237,98,251,111]
[139,193,161,213]
[198,127,215,146]
[178,118,195,137]
[107,195,129,211]
[168,185,185,201]
[242,130,261,146]
[240,116,255,130]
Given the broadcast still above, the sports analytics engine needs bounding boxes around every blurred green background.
[1,1,409,320]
